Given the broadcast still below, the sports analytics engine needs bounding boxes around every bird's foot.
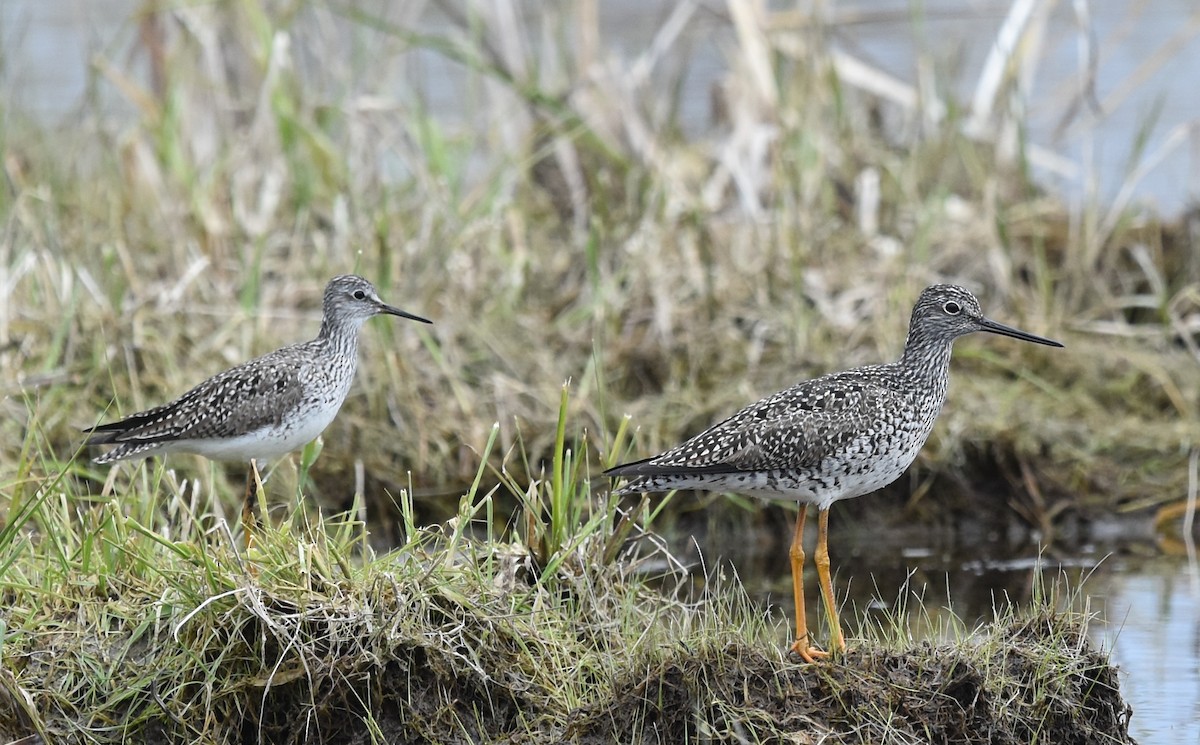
[789,636,829,664]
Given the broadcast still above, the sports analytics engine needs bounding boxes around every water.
[840,0,1200,212]
[1096,559,1200,743]
[660,497,1198,744]
[875,556,1200,743]
[4,1,1198,741]
[0,0,138,118]
[5,1,1200,213]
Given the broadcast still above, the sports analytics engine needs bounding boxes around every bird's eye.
[352,290,367,300]
[943,301,961,315]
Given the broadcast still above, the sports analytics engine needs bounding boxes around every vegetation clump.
[0,507,1132,743]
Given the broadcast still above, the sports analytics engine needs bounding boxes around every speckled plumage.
[87,275,431,464]
[605,284,1064,661]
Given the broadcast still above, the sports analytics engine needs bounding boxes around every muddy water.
[665,507,1199,745]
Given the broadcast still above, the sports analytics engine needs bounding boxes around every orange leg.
[814,508,846,654]
[242,458,261,552]
[788,506,828,662]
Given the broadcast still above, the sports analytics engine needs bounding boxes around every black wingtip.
[82,420,127,444]
[81,406,165,444]
[83,431,117,446]
[603,456,656,479]
[605,457,734,479]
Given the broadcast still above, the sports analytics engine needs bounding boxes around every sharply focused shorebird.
[605,284,1063,662]
[87,275,431,542]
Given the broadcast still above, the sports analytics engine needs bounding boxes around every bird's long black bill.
[379,304,433,324]
[979,317,1063,347]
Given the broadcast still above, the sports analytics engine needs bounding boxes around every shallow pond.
[665,506,1199,745]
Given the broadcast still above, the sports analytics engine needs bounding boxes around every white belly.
[657,429,932,511]
[163,401,343,462]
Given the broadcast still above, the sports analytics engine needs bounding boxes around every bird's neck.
[898,327,955,389]
[316,315,364,357]
[893,330,955,431]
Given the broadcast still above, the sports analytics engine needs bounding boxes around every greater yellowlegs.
[605,284,1063,662]
[87,274,430,541]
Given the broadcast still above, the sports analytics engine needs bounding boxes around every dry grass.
[1,1,1194,529]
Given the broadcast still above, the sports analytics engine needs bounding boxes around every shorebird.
[87,274,430,543]
[605,284,1063,662]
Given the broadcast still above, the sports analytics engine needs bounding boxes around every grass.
[1,0,1191,740]
[0,468,1129,742]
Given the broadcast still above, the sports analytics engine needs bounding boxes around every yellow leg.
[814,508,846,654]
[788,505,828,662]
[242,459,261,552]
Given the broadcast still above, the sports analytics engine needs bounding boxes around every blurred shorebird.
[605,284,1063,662]
[87,274,430,544]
